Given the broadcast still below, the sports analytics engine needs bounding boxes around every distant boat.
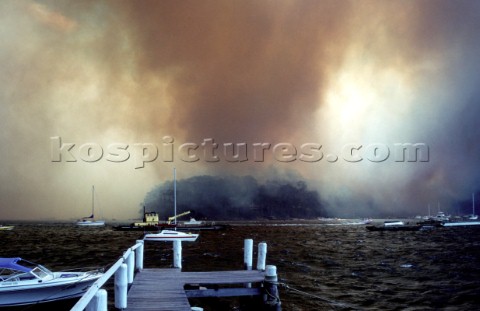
[442,221,480,227]
[0,225,14,231]
[113,209,175,231]
[442,194,480,227]
[366,221,422,232]
[441,194,480,227]
[175,217,230,231]
[182,218,203,226]
[76,186,105,227]
[433,211,450,222]
[144,229,199,242]
[0,257,103,307]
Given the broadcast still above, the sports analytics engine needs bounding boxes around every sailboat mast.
[473,193,475,215]
[174,168,177,227]
[92,185,95,216]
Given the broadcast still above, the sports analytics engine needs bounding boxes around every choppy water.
[1,221,480,310]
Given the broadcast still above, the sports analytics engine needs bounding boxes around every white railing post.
[257,242,267,271]
[173,240,182,269]
[127,251,135,284]
[244,239,253,270]
[86,289,107,311]
[115,263,128,309]
[135,240,144,271]
[244,239,254,288]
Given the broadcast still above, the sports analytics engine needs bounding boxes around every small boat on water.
[175,218,230,231]
[0,257,103,307]
[442,221,480,227]
[366,221,422,232]
[441,194,480,227]
[76,186,105,227]
[113,210,175,231]
[144,230,199,242]
[0,225,14,231]
[176,223,230,231]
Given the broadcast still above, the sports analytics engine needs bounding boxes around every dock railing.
[70,240,144,311]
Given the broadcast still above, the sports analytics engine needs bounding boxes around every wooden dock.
[71,239,281,311]
[125,268,266,311]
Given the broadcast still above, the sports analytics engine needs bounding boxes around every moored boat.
[144,229,199,242]
[113,210,176,231]
[0,257,103,307]
[0,225,14,231]
[76,186,105,227]
[441,194,480,227]
[366,221,422,232]
[442,221,480,227]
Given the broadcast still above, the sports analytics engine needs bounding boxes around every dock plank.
[125,269,265,311]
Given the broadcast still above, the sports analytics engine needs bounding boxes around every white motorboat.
[76,186,105,227]
[0,257,103,307]
[0,225,14,231]
[144,229,199,242]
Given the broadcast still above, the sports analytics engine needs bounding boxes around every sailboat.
[76,186,105,227]
[144,168,198,242]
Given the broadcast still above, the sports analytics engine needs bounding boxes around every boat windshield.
[30,266,52,279]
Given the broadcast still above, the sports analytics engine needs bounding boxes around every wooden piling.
[263,265,282,311]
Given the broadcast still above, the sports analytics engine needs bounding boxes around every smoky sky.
[1,0,480,220]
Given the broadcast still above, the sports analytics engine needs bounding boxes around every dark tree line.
[144,175,326,220]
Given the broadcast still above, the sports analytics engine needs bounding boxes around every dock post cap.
[265,265,278,282]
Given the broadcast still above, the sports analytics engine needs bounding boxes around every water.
[1,222,480,310]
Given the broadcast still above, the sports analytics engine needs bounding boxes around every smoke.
[1,1,480,220]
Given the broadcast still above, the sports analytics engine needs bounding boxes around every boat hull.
[0,274,101,306]
[366,225,422,232]
[442,221,480,227]
[144,230,199,242]
[113,225,159,231]
[113,223,176,231]
[76,220,105,227]
[176,224,230,231]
